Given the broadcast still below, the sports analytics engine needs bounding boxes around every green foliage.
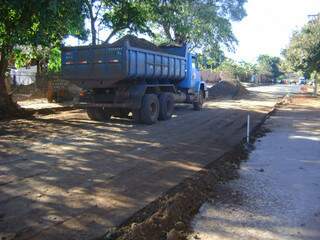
[13,45,52,69]
[214,58,239,75]
[198,47,225,70]
[148,0,247,61]
[0,0,86,49]
[238,60,258,75]
[213,58,256,81]
[210,55,283,82]
[13,47,35,69]
[283,16,320,77]
[256,54,282,78]
[0,0,87,81]
[80,0,247,64]
[48,47,61,72]
[1,0,248,79]
[102,0,152,42]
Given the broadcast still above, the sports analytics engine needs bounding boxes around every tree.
[149,0,246,57]
[0,0,86,115]
[283,16,320,78]
[198,47,225,70]
[102,0,152,43]
[213,58,256,81]
[82,0,153,44]
[256,54,282,79]
[84,0,104,45]
[283,15,320,95]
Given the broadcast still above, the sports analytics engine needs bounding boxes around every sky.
[228,0,320,63]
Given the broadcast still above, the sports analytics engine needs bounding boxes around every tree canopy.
[0,0,248,115]
[102,0,152,43]
[256,54,282,79]
[82,0,247,52]
[82,0,152,45]
[0,0,86,113]
[149,0,246,61]
[283,16,320,78]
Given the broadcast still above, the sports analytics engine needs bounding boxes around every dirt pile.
[108,35,166,53]
[208,79,248,99]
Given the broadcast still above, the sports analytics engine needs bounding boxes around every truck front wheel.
[140,94,159,124]
[159,93,175,120]
[193,90,204,111]
[87,107,111,121]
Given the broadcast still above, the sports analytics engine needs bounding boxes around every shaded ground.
[0,89,280,240]
[190,96,320,240]
[17,98,74,110]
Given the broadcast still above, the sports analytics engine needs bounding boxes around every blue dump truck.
[61,36,207,124]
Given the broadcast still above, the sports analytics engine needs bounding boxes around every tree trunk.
[85,0,97,46]
[0,48,20,118]
[0,72,17,118]
[91,16,96,45]
[313,73,318,97]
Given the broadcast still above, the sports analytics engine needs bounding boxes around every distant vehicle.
[298,77,307,85]
[61,36,208,124]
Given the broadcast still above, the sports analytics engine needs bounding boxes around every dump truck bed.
[61,36,187,89]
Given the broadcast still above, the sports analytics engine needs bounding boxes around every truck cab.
[180,54,207,94]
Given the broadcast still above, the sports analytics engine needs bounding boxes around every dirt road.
[190,96,320,240]
[0,89,280,240]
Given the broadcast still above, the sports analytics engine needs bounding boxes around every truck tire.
[87,107,111,121]
[193,90,204,111]
[140,94,159,124]
[159,93,175,120]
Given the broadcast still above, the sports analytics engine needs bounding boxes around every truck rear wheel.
[140,94,159,124]
[159,93,175,120]
[193,90,204,111]
[87,107,111,121]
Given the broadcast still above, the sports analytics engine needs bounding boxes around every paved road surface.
[0,86,284,240]
[247,84,311,96]
[190,96,320,240]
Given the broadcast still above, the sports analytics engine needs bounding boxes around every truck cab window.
[192,57,198,69]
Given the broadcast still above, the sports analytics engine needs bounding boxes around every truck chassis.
[79,82,207,124]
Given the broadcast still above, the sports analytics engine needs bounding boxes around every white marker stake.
[247,114,250,144]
